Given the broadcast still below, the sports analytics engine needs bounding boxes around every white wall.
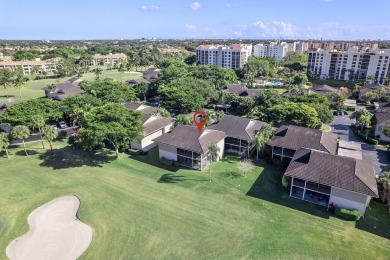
[159,144,177,161]
[375,124,390,142]
[216,138,225,160]
[329,187,370,215]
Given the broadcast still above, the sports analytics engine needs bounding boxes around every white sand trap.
[6,196,93,260]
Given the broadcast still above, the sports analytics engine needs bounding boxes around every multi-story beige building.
[0,59,57,75]
[308,46,390,83]
[195,44,252,69]
[91,53,127,66]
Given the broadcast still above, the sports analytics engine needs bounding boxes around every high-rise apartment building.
[253,42,288,62]
[308,46,390,83]
[195,44,252,69]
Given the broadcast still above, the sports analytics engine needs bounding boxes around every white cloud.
[139,5,160,12]
[226,3,231,8]
[185,24,197,31]
[190,2,201,10]
[234,20,295,38]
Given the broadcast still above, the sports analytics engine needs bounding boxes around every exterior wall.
[375,124,390,142]
[158,143,177,161]
[195,44,251,69]
[329,187,370,215]
[216,138,225,160]
[142,129,163,146]
[130,142,142,150]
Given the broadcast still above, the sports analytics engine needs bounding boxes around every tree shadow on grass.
[127,148,180,173]
[158,173,209,183]
[15,150,39,156]
[38,146,115,169]
[355,202,390,239]
[246,162,331,219]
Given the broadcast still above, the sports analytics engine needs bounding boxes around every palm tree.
[176,114,192,125]
[31,115,46,149]
[42,125,57,154]
[13,76,26,97]
[92,68,103,79]
[208,143,221,182]
[252,124,273,161]
[11,125,30,156]
[0,132,11,158]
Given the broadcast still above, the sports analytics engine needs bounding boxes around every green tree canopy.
[11,125,30,156]
[268,102,321,129]
[81,80,138,103]
[0,99,64,128]
[13,50,40,61]
[77,103,143,158]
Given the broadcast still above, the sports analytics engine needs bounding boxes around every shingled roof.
[359,83,390,95]
[285,148,378,197]
[310,84,341,96]
[44,78,85,101]
[124,102,158,115]
[140,114,175,136]
[208,115,266,141]
[153,125,226,154]
[374,111,390,125]
[268,125,338,155]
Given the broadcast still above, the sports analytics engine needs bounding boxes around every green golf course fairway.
[0,141,389,259]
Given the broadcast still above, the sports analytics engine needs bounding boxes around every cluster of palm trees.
[0,68,29,97]
[0,115,57,158]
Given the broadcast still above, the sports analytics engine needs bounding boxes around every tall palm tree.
[13,76,26,97]
[92,68,103,79]
[252,124,273,161]
[208,143,221,182]
[31,115,46,149]
[0,132,11,158]
[11,125,30,156]
[42,125,57,154]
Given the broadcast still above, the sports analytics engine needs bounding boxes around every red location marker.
[193,110,208,133]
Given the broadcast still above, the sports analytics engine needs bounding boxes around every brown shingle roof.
[285,148,378,197]
[124,102,158,115]
[45,80,85,101]
[268,125,338,154]
[310,85,341,96]
[153,125,226,154]
[222,84,247,95]
[374,111,390,125]
[360,83,390,95]
[142,115,175,136]
[208,115,266,141]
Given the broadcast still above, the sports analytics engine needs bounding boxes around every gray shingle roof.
[268,125,338,155]
[125,102,158,115]
[142,116,175,136]
[285,148,378,197]
[360,83,390,95]
[153,125,226,154]
[208,115,266,141]
[222,84,247,95]
[310,84,341,96]
[374,111,390,125]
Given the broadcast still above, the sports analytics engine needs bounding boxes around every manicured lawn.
[0,141,390,259]
[0,68,142,104]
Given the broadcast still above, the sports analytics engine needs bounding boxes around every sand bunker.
[6,196,93,260]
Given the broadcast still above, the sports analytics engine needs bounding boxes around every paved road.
[12,127,77,145]
[330,115,389,174]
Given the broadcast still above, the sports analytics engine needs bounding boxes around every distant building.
[195,44,252,69]
[253,42,288,62]
[0,59,56,75]
[91,53,127,66]
[44,77,84,101]
[307,46,390,83]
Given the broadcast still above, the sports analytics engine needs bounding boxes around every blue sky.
[0,0,389,40]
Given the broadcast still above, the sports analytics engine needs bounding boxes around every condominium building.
[195,44,252,69]
[91,53,127,66]
[0,59,57,75]
[294,41,309,53]
[253,42,288,62]
[307,46,390,83]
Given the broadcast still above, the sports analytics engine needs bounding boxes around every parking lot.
[330,115,389,174]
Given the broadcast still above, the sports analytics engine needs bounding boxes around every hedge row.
[355,129,379,145]
[335,207,361,221]
[159,157,180,167]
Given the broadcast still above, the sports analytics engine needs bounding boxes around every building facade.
[308,46,390,83]
[91,53,127,66]
[253,42,288,62]
[195,44,252,69]
[0,59,57,75]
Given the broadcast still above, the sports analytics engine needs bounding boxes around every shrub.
[282,175,290,188]
[366,137,379,145]
[58,130,68,140]
[160,157,174,166]
[357,130,366,140]
[173,161,180,167]
[346,106,355,111]
[335,207,361,221]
